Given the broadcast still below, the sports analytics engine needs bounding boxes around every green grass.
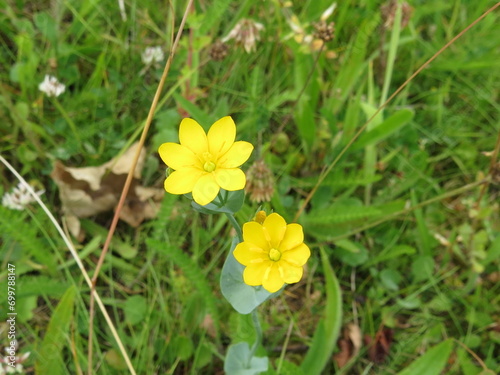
[1,0,499,374]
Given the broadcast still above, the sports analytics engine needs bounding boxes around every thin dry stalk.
[86,1,195,373]
[0,155,137,374]
[294,2,500,222]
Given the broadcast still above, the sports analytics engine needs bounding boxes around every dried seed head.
[209,40,229,61]
[245,160,274,203]
[313,20,335,42]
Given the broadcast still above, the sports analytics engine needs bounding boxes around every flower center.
[203,161,216,172]
[269,248,281,262]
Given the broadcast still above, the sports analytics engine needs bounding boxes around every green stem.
[225,212,243,243]
[248,309,262,367]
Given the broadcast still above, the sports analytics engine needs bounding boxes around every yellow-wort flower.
[234,212,311,293]
[158,116,253,206]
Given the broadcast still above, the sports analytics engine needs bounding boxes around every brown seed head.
[245,160,274,203]
[313,20,335,42]
[209,40,229,61]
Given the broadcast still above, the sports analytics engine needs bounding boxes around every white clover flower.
[38,75,65,97]
[222,19,264,53]
[2,182,44,211]
[141,46,164,65]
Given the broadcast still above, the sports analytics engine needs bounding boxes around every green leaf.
[334,240,368,267]
[411,256,435,282]
[301,247,342,374]
[396,339,454,375]
[224,342,268,375]
[173,92,213,128]
[279,360,305,375]
[123,295,147,325]
[380,269,402,291]
[366,245,417,267]
[35,285,76,375]
[483,233,500,267]
[198,0,232,35]
[34,12,58,45]
[294,99,316,152]
[191,189,245,215]
[220,238,282,314]
[352,109,414,150]
[172,335,194,361]
[304,205,382,225]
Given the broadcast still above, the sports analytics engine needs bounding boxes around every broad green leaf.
[123,295,147,325]
[411,255,435,282]
[380,269,402,291]
[35,285,76,375]
[220,238,282,314]
[360,101,384,131]
[352,109,414,150]
[301,247,342,374]
[172,335,194,361]
[224,342,268,375]
[34,12,58,45]
[334,240,368,267]
[396,339,454,375]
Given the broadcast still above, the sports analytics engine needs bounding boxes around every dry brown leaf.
[347,323,362,357]
[334,323,363,368]
[364,326,393,363]
[51,142,163,236]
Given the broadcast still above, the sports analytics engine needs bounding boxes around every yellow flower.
[233,213,311,293]
[158,116,254,206]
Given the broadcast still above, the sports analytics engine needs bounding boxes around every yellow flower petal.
[278,261,304,284]
[192,173,219,205]
[243,261,272,286]
[164,168,204,194]
[234,242,268,266]
[179,118,208,155]
[158,143,199,170]
[242,221,270,251]
[281,243,311,267]
[263,213,287,248]
[279,224,304,251]
[262,263,285,293]
[217,141,254,168]
[207,116,235,156]
[214,168,246,191]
